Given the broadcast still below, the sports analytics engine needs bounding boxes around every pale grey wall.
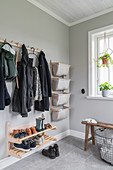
[1,0,113,161]
[0,0,69,159]
[69,12,113,133]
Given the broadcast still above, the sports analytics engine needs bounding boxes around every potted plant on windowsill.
[94,53,113,68]
[99,82,113,97]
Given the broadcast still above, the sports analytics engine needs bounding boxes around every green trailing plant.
[94,53,113,68]
[99,82,113,91]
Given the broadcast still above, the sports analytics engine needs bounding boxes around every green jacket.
[0,43,17,80]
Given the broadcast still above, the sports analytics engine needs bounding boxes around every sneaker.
[42,146,56,159]
[37,134,43,138]
[14,133,24,139]
[33,136,42,145]
[41,136,44,143]
[14,132,28,139]
[21,132,28,137]
[27,139,36,149]
[54,144,59,157]
[14,141,30,151]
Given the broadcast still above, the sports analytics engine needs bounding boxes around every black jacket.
[12,44,33,117]
[0,57,11,110]
[35,51,52,111]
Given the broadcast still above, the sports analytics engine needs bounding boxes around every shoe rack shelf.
[8,126,56,144]
[8,135,56,159]
[7,121,57,159]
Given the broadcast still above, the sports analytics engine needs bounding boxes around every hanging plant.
[94,53,113,68]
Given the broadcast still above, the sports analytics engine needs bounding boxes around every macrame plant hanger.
[103,32,107,52]
[100,32,113,56]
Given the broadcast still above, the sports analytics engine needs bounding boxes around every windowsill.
[86,96,113,101]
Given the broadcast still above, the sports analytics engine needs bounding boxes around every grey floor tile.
[3,136,113,170]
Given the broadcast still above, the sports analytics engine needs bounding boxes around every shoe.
[42,146,56,159]
[22,132,28,137]
[18,129,23,133]
[14,132,28,139]
[33,136,42,145]
[36,118,42,131]
[14,132,24,139]
[26,128,32,135]
[41,136,44,143]
[41,118,45,130]
[31,127,37,134]
[37,133,43,137]
[45,123,52,129]
[54,144,59,157]
[12,129,19,136]
[14,141,30,151]
[26,139,36,149]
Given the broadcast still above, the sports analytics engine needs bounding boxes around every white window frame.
[88,24,113,99]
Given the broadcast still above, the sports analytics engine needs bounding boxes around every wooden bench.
[81,121,113,151]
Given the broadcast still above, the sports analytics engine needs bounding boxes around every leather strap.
[16,43,19,88]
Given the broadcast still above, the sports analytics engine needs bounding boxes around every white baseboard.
[0,129,84,170]
[70,130,85,139]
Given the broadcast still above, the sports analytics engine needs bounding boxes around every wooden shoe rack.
[7,121,56,159]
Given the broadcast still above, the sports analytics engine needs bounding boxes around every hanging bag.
[51,106,70,121]
[52,92,71,106]
[52,62,70,76]
[52,78,71,91]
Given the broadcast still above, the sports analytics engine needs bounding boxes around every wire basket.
[95,128,113,165]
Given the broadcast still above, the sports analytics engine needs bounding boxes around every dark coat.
[12,44,33,117]
[0,57,11,110]
[35,51,52,111]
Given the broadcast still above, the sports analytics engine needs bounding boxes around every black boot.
[54,144,59,157]
[42,146,56,159]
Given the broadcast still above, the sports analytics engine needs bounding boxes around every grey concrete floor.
[3,136,113,170]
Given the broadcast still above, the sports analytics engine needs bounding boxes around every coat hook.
[4,39,6,42]
[11,40,13,43]
[31,47,35,53]
[16,42,19,47]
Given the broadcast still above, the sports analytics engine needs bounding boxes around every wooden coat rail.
[0,39,40,53]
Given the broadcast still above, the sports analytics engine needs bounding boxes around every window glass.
[97,37,112,95]
[89,27,113,97]
[97,67,108,94]
[109,37,113,50]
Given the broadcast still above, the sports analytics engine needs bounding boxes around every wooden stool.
[81,121,113,151]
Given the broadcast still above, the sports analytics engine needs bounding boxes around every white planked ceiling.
[28,0,113,26]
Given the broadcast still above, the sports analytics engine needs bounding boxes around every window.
[88,25,113,97]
